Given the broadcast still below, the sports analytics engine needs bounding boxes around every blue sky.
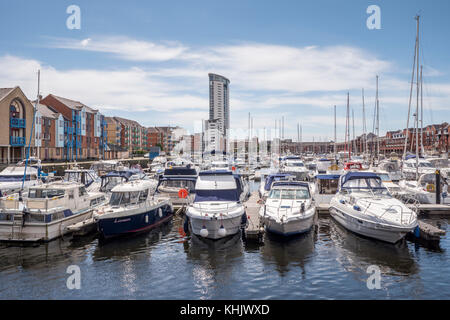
[1,0,449,141]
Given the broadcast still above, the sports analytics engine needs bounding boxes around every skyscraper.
[208,73,230,136]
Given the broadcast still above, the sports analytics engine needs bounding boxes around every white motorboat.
[64,166,101,192]
[259,181,316,236]
[94,180,173,239]
[402,157,436,180]
[329,172,418,243]
[0,165,41,197]
[0,181,107,242]
[185,171,247,240]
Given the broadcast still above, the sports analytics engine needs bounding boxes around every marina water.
[0,181,449,300]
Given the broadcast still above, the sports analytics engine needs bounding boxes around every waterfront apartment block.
[39,94,107,161]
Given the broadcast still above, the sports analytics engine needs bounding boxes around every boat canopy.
[319,158,330,162]
[271,181,309,188]
[264,173,293,191]
[199,170,233,176]
[341,172,381,188]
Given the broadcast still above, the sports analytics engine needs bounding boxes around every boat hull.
[262,209,315,236]
[0,210,93,242]
[188,214,245,240]
[97,203,173,238]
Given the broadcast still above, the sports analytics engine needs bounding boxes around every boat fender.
[414,225,420,238]
[218,225,227,237]
[200,226,209,238]
[241,213,248,226]
[301,203,305,213]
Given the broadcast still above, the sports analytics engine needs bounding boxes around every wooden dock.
[406,204,450,215]
[244,191,264,243]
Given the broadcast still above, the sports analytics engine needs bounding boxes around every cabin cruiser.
[329,172,418,243]
[402,157,436,180]
[259,181,316,236]
[0,165,41,197]
[94,180,173,239]
[343,162,363,171]
[155,166,198,210]
[281,158,309,181]
[259,173,293,199]
[398,173,449,204]
[185,171,247,240]
[305,162,317,180]
[310,174,341,206]
[0,181,107,242]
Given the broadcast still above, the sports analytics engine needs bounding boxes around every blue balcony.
[10,118,26,129]
[64,126,73,134]
[10,136,25,146]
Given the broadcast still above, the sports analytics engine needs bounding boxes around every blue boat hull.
[97,204,173,238]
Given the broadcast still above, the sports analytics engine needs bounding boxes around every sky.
[0,0,449,142]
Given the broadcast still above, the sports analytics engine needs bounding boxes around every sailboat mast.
[334,105,337,158]
[362,89,367,155]
[346,92,351,160]
[415,16,420,180]
[22,69,40,190]
[376,75,380,160]
[403,15,420,161]
[420,65,424,156]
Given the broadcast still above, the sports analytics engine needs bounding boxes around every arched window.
[9,99,25,119]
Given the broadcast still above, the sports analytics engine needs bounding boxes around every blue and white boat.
[186,171,247,240]
[329,172,418,243]
[259,181,316,236]
[94,180,173,239]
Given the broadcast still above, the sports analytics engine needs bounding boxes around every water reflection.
[92,220,173,262]
[260,230,316,277]
[329,220,419,276]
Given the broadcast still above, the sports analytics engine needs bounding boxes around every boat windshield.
[377,173,391,182]
[109,190,148,206]
[0,175,33,182]
[194,189,239,202]
[307,164,317,170]
[268,187,310,200]
[28,189,65,199]
[159,179,195,190]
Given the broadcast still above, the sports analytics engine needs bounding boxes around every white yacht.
[210,160,231,171]
[185,171,247,240]
[329,172,418,243]
[259,181,316,236]
[402,157,436,180]
[94,180,173,239]
[310,173,341,206]
[0,182,107,242]
[399,173,449,204]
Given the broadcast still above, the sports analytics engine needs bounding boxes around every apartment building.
[39,94,106,161]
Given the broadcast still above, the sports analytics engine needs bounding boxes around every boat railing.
[264,200,307,219]
[26,195,66,211]
[195,201,238,212]
[378,204,415,225]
